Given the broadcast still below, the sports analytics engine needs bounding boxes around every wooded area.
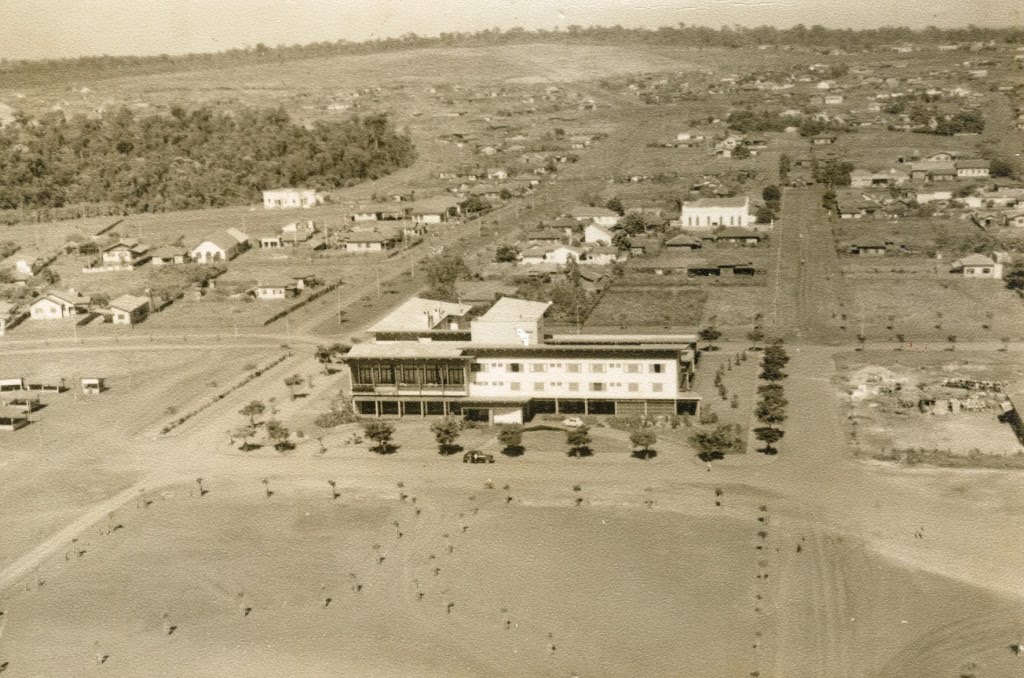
[0,106,415,213]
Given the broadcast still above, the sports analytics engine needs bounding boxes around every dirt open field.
[837,273,1024,343]
[2,474,1022,678]
[0,343,283,574]
[585,287,707,330]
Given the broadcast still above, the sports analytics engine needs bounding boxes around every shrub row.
[386,238,424,258]
[263,280,344,326]
[159,353,292,434]
[875,447,1024,469]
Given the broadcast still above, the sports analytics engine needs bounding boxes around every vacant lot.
[585,287,707,330]
[702,285,771,338]
[2,472,1022,678]
[0,343,282,573]
[837,272,1024,342]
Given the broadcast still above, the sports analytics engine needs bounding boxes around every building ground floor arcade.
[352,394,701,424]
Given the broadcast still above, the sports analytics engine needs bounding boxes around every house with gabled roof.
[343,230,397,253]
[109,294,151,325]
[583,223,616,245]
[664,233,703,250]
[525,229,567,245]
[149,245,189,266]
[101,239,148,266]
[950,254,1003,279]
[570,206,619,227]
[30,290,89,320]
[701,227,765,245]
[955,159,991,178]
[252,280,301,300]
[583,245,623,265]
[190,229,250,263]
[351,203,407,222]
[410,196,461,224]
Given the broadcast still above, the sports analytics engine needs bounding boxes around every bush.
[314,411,351,428]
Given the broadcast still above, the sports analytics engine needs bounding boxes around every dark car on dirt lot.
[462,450,495,464]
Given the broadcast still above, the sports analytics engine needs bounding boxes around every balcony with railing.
[351,381,468,396]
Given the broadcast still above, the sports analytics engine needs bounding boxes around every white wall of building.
[680,201,752,229]
[263,189,320,209]
[467,357,679,400]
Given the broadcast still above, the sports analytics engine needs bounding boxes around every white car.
[562,417,584,428]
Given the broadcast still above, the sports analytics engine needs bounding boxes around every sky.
[0,0,1019,61]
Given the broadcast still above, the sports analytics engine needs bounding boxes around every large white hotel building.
[344,296,702,423]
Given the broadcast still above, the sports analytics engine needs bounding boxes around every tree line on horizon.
[0,106,415,214]
[2,23,1022,87]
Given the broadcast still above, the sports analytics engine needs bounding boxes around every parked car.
[463,450,495,464]
[562,417,584,428]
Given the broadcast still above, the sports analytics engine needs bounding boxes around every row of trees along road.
[754,341,790,455]
[356,417,658,459]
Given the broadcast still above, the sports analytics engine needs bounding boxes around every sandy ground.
[2,469,1022,678]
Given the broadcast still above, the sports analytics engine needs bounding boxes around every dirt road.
[773,187,843,342]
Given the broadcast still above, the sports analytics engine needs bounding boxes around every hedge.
[159,352,292,434]
[264,280,344,326]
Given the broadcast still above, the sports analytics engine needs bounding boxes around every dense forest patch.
[0,106,415,213]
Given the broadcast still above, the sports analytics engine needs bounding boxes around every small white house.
[109,294,150,325]
[252,281,299,300]
[915,190,953,204]
[411,197,461,224]
[343,231,397,253]
[545,246,585,266]
[262,188,322,209]
[30,291,89,320]
[149,245,189,266]
[101,240,147,266]
[570,206,619,227]
[950,254,1003,279]
[955,159,991,178]
[583,223,615,245]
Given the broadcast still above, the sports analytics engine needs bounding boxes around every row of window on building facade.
[477,362,667,374]
[351,361,669,386]
[478,381,666,393]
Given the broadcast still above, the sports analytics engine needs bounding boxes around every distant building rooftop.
[682,196,749,209]
[477,297,551,323]
[367,297,472,334]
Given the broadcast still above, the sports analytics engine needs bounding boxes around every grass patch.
[586,288,707,328]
